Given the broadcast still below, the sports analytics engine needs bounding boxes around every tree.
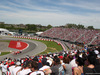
[26,24,37,31]
[87,26,94,29]
[11,25,14,29]
[77,24,85,29]
[66,23,77,28]
[31,24,37,31]
[0,24,5,28]
[26,24,30,30]
[47,24,52,29]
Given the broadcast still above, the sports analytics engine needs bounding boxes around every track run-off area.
[0,36,47,61]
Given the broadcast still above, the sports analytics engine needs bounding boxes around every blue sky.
[0,0,100,28]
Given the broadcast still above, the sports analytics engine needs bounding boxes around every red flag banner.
[8,40,28,50]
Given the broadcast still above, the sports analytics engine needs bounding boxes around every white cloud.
[55,0,100,11]
[3,0,60,12]
[0,0,100,28]
[1,8,100,28]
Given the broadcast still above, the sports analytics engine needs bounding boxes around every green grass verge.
[0,40,11,42]
[0,52,10,56]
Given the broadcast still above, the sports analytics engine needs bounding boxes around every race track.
[0,36,47,61]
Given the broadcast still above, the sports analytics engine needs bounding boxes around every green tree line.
[0,23,96,32]
[65,23,94,29]
[0,24,53,33]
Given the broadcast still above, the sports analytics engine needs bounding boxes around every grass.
[0,52,10,56]
[0,40,11,43]
[31,39,63,55]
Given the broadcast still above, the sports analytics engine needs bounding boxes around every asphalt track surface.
[0,36,47,61]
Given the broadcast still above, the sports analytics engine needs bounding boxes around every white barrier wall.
[13,36,66,51]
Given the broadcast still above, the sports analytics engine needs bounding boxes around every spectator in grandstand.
[32,56,42,69]
[82,53,89,66]
[39,57,52,75]
[0,61,8,75]
[28,60,45,75]
[17,60,32,75]
[69,54,78,68]
[8,61,15,75]
[83,50,97,74]
[46,54,53,66]
[59,54,64,65]
[94,49,100,65]
[62,56,72,75]
[12,61,21,75]
[73,57,84,75]
[50,57,65,75]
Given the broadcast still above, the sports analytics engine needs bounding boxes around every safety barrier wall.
[13,36,66,51]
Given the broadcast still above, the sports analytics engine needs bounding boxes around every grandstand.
[40,27,100,46]
[0,28,100,75]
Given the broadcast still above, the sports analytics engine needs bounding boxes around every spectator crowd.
[41,27,100,45]
[0,46,100,75]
